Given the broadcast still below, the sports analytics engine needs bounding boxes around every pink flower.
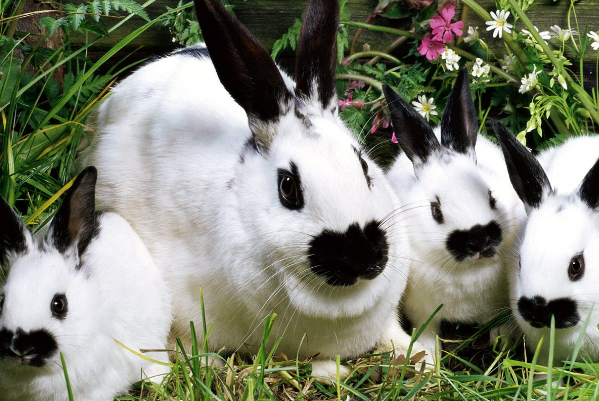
[338,92,353,111]
[418,35,445,60]
[430,6,463,43]
[347,81,365,91]
[391,131,398,143]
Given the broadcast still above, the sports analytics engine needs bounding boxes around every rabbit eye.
[277,165,304,210]
[360,157,368,176]
[51,294,68,319]
[568,254,585,281]
[430,199,444,224]
[488,190,497,210]
[0,295,4,314]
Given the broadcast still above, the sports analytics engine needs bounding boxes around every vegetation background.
[1,0,599,399]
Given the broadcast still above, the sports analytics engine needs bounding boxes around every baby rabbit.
[493,121,599,366]
[77,0,418,378]
[383,68,524,359]
[0,167,171,401]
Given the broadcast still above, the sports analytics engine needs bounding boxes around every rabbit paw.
[311,360,350,383]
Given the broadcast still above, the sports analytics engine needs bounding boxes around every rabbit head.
[493,122,599,362]
[192,0,405,319]
[0,168,99,371]
[384,68,507,268]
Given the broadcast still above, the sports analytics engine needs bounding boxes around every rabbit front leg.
[377,311,433,367]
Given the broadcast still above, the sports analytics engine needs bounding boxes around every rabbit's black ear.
[578,156,599,209]
[295,0,339,109]
[441,67,478,158]
[383,85,440,165]
[50,167,98,258]
[492,121,551,211]
[193,0,291,126]
[0,196,28,267]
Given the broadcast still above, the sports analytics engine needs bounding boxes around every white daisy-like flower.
[522,26,551,42]
[485,10,513,39]
[472,58,490,79]
[411,95,438,121]
[500,54,518,73]
[464,26,479,43]
[519,66,540,93]
[588,31,599,51]
[441,47,461,71]
[549,25,577,41]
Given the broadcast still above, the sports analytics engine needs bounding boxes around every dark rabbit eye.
[430,199,444,224]
[277,165,304,210]
[360,157,368,176]
[489,190,497,209]
[568,254,584,281]
[51,294,68,319]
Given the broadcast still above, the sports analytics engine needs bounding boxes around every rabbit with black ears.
[383,69,524,360]
[78,0,419,378]
[0,167,172,401]
[493,121,599,366]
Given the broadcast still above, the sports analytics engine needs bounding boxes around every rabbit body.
[0,169,171,401]
[501,134,599,364]
[78,0,415,366]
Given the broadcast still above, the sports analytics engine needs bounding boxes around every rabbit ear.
[0,196,28,266]
[49,167,98,258]
[492,120,551,211]
[294,0,339,109]
[578,156,599,209]
[440,67,478,158]
[193,0,291,139]
[383,85,440,164]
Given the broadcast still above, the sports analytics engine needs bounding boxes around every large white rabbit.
[78,0,418,377]
[493,121,599,366]
[0,167,171,401]
[383,69,524,359]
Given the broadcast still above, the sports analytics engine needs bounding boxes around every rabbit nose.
[308,220,389,286]
[518,296,580,329]
[0,327,58,367]
[446,221,502,261]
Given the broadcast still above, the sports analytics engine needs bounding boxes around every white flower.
[500,54,518,73]
[441,47,461,71]
[472,58,490,80]
[464,26,479,43]
[522,26,551,42]
[549,25,577,41]
[550,67,568,90]
[588,31,599,51]
[485,10,513,39]
[411,95,438,121]
[519,66,540,93]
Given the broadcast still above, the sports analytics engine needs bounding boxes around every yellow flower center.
[497,20,505,27]
[422,104,431,113]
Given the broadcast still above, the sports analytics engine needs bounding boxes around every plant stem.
[345,21,417,40]
[6,0,25,39]
[368,35,410,66]
[336,74,383,90]
[506,0,599,126]
[447,45,517,82]
[345,51,401,65]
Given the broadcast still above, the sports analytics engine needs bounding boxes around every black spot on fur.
[446,221,502,261]
[308,221,388,286]
[50,167,98,259]
[226,178,235,189]
[294,107,313,129]
[172,46,211,59]
[0,196,27,266]
[244,136,265,154]
[518,296,580,329]
[238,154,245,164]
[353,147,372,189]
[0,328,58,367]
[489,191,497,210]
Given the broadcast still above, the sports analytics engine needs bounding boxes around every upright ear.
[440,67,478,158]
[578,155,599,209]
[383,85,440,165]
[491,121,551,212]
[193,0,291,133]
[0,196,28,267]
[49,167,98,258]
[295,0,339,109]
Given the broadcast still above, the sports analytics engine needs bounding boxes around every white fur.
[77,47,415,366]
[0,213,171,401]
[387,129,524,356]
[512,135,599,364]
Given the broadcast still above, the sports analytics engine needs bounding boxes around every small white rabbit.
[383,69,524,359]
[0,167,172,401]
[77,0,418,378]
[492,121,599,366]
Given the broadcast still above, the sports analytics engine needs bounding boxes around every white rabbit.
[77,0,418,378]
[383,69,524,359]
[0,167,171,401]
[492,121,599,366]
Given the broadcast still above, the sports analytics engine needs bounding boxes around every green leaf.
[271,18,302,60]
[68,3,88,32]
[89,0,102,22]
[102,0,111,16]
[112,0,150,22]
[38,17,69,36]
